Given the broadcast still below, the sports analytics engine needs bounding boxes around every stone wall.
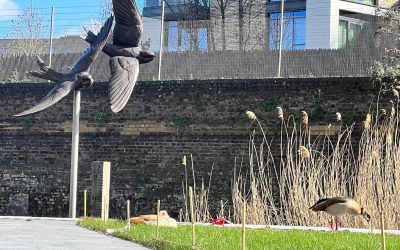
[0,77,377,218]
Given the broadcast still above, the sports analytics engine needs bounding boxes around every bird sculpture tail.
[83,26,98,44]
[29,56,66,82]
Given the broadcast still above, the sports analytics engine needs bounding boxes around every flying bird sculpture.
[84,0,156,113]
[15,15,114,117]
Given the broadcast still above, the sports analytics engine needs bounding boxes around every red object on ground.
[209,217,225,226]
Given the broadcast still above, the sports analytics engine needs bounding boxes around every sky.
[0,0,144,38]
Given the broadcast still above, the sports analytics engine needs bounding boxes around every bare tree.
[7,7,48,55]
[240,0,266,50]
[212,0,235,50]
[165,0,211,51]
[371,5,400,92]
[90,0,113,27]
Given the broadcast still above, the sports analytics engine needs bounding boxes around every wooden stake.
[156,199,160,240]
[380,210,386,250]
[179,208,183,222]
[189,186,195,249]
[220,200,224,217]
[242,201,246,250]
[83,189,87,218]
[127,200,131,230]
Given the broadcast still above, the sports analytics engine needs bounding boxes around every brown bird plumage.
[310,197,371,230]
[129,210,169,224]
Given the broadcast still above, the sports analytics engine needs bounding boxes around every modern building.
[142,0,398,51]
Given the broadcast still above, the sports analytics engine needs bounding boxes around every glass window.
[348,23,361,46]
[145,0,161,7]
[338,20,348,49]
[166,21,208,52]
[346,0,376,5]
[268,11,306,51]
[338,18,366,48]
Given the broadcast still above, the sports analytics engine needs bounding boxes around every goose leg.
[328,216,334,230]
[335,217,339,231]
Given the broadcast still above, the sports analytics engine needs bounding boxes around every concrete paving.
[0,218,150,250]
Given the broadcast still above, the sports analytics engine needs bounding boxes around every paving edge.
[0,216,78,221]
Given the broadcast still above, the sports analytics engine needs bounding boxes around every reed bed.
[181,154,213,223]
[232,105,400,230]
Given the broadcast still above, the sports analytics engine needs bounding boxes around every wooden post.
[156,199,160,240]
[380,210,386,250]
[179,208,183,222]
[90,161,111,221]
[83,189,87,218]
[242,201,246,250]
[189,186,195,249]
[127,200,131,230]
[220,200,224,217]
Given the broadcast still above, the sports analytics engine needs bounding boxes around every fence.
[0,4,391,81]
[0,47,385,83]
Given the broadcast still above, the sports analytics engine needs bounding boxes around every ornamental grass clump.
[232,106,400,229]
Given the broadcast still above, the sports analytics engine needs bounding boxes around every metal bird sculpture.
[84,0,156,113]
[15,15,114,117]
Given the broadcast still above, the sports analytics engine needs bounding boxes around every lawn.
[78,218,400,250]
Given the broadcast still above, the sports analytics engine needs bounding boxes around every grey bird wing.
[14,81,75,117]
[109,56,139,113]
[69,15,114,75]
[112,0,143,47]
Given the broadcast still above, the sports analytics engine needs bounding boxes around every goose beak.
[363,213,371,223]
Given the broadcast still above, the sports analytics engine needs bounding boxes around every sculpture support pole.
[69,90,81,218]
[157,0,165,80]
[49,6,54,67]
[277,0,285,77]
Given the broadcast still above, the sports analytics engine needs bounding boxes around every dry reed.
[181,154,213,223]
[231,107,400,230]
[301,111,309,126]
[276,107,284,120]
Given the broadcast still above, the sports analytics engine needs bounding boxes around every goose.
[309,197,371,231]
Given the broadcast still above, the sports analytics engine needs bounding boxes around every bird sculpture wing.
[112,0,142,47]
[15,16,114,117]
[14,80,75,117]
[109,56,139,113]
[69,15,114,74]
[309,197,347,211]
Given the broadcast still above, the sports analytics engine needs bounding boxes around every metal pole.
[277,0,285,78]
[157,0,165,80]
[49,6,54,67]
[69,90,81,218]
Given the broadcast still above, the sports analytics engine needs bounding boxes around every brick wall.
[0,77,377,218]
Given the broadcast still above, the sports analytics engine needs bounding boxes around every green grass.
[78,218,400,250]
